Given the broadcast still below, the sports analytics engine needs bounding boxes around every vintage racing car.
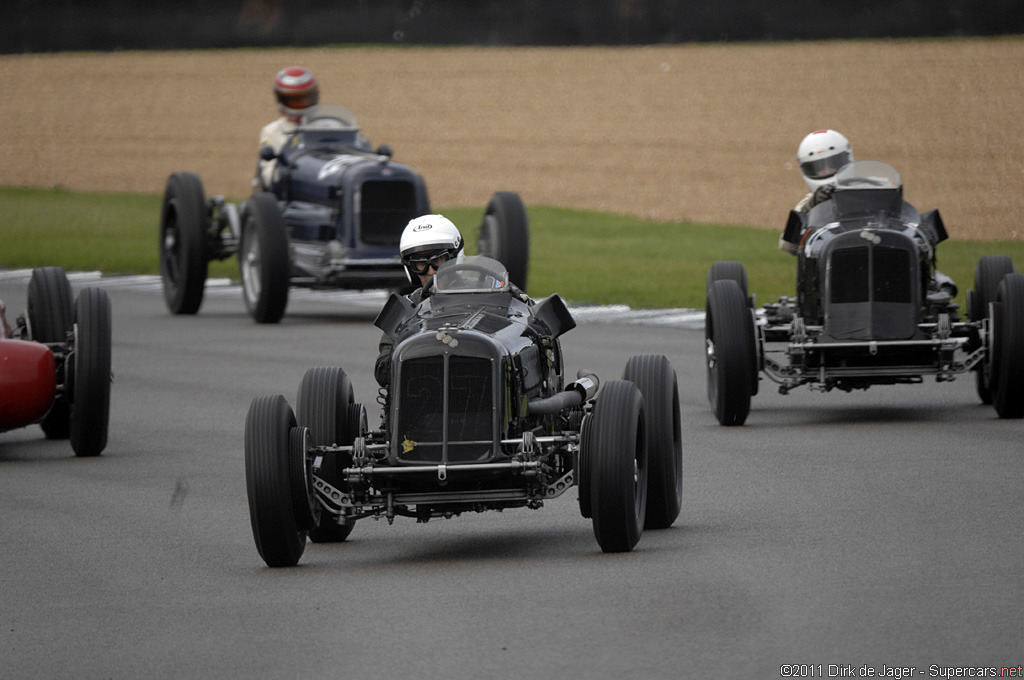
[244,256,683,567]
[704,160,1023,425]
[0,267,112,456]
[160,105,529,324]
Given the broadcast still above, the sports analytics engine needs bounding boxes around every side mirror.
[373,292,418,340]
[376,144,393,158]
[529,294,576,339]
[920,209,948,246]
[782,209,806,246]
[259,145,277,162]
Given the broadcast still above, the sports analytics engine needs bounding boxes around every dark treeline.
[4,0,1021,53]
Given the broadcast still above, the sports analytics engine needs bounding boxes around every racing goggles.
[800,150,852,180]
[404,249,453,275]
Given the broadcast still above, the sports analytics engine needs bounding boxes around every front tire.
[477,191,529,291]
[971,255,1017,404]
[623,354,682,530]
[587,380,647,553]
[69,288,112,457]
[704,278,761,421]
[706,279,757,426]
[245,394,307,567]
[27,267,74,439]
[992,273,1024,419]
[296,366,361,543]
[240,193,290,324]
[576,413,595,519]
[160,172,210,315]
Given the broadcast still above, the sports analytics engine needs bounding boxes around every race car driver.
[374,215,466,387]
[256,66,319,190]
[779,129,957,299]
[780,129,854,254]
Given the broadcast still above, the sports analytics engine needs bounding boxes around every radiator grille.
[396,355,494,463]
[831,246,869,303]
[831,244,911,304]
[359,180,418,246]
[872,248,912,302]
[396,356,445,462]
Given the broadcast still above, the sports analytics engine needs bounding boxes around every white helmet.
[797,129,854,191]
[399,214,464,282]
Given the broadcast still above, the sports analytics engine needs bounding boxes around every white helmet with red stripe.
[274,66,319,122]
[797,129,854,191]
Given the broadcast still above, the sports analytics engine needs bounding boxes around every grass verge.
[2,186,1022,311]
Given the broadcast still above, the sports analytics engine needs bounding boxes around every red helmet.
[273,66,319,122]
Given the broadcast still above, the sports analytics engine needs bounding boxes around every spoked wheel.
[971,255,1016,404]
[991,272,1024,419]
[705,279,757,426]
[296,366,363,543]
[576,413,595,519]
[245,394,307,568]
[27,266,74,439]
[160,172,210,315]
[585,379,648,553]
[240,192,290,324]
[288,426,317,531]
[477,191,529,291]
[623,354,682,530]
[69,288,112,457]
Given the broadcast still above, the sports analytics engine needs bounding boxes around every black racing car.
[159,105,529,323]
[705,160,1023,425]
[244,256,684,567]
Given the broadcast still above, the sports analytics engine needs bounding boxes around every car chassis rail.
[761,317,988,393]
[309,433,580,523]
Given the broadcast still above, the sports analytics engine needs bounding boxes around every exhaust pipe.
[526,369,599,415]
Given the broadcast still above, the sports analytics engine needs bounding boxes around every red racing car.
[0,267,112,456]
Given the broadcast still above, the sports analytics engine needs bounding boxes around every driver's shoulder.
[260,117,294,141]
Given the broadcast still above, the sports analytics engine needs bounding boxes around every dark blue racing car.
[159,105,529,323]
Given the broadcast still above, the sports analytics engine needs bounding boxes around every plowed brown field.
[2,39,1022,239]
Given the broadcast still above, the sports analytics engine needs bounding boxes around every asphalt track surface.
[1,273,1022,679]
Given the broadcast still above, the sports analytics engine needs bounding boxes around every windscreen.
[433,256,511,294]
[834,160,901,190]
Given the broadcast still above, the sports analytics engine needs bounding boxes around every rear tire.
[240,193,290,324]
[28,266,73,343]
[992,273,1024,418]
[296,367,360,543]
[245,394,307,567]
[706,261,750,304]
[477,191,529,291]
[69,289,112,457]
[588,380,647,553]
[160,172,209,315]
[706,279,757,426]
[27,267,74,439]
[623,354,682,530]
[971,255,1016,404]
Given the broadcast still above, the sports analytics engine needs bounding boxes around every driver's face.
[416,260,444,286]
[408,251,451,286]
